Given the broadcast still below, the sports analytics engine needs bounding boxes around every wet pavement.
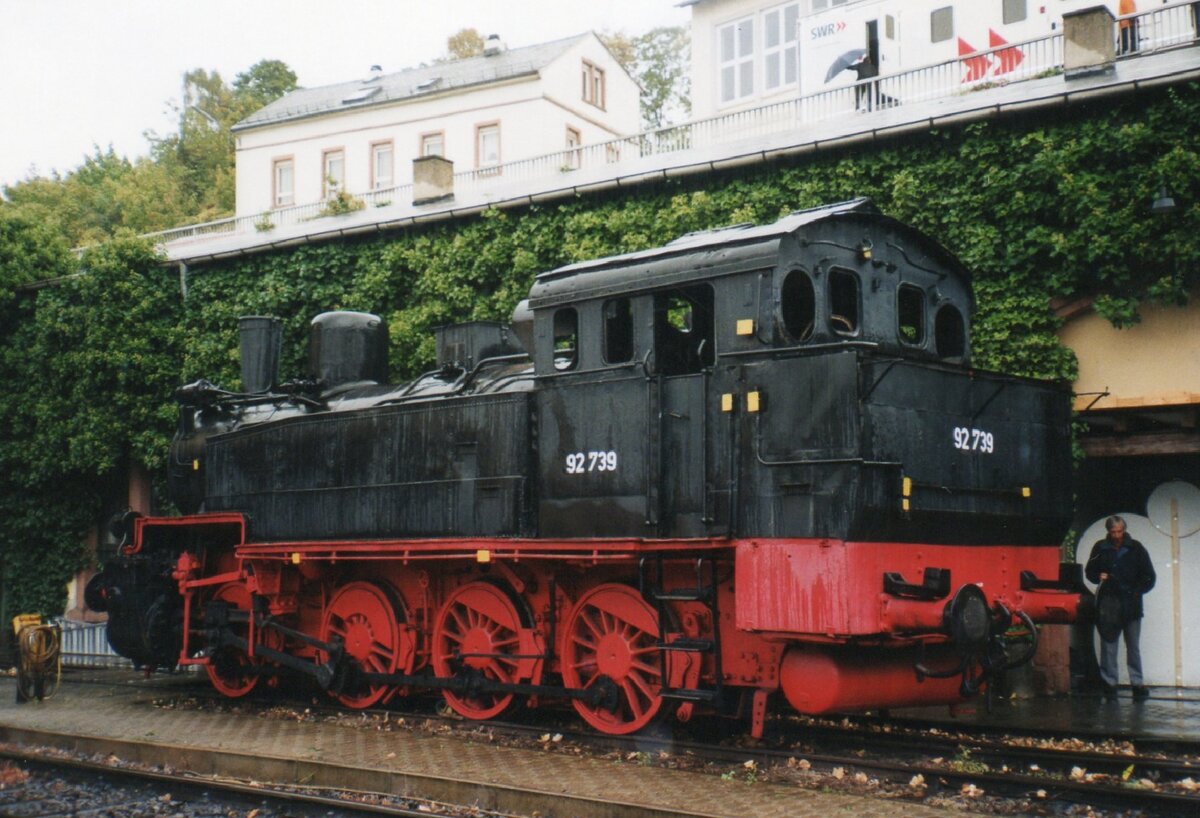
[0,672,961,818]
[895,686,1200,743]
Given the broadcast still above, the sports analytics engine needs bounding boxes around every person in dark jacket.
[1085,515,1156,698]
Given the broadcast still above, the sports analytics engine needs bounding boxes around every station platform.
[0,672,956,818]
[894,686,1200,744]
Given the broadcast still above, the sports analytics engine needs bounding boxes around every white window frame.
[370,141,393,190]
[421,131,445,158]
[717,15,756,106]
[582,60,606,109]
[762,2,800,94]
[476,122,500,169]
[565,126,582,169]
[272,157,294,208]
[322,148,345,199]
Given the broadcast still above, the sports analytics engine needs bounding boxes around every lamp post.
[1149,179,1182,293]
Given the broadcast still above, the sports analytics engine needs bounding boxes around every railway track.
[0,746,517,818]
[62,669,1200,816]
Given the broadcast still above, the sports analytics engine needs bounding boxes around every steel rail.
[0,746,490,818]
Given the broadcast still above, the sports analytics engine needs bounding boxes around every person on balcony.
[1119,0,1140,54]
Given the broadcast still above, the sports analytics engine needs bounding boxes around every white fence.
[152,5,1199,248]
[53,618,127,668]
[1120,1,1200,55]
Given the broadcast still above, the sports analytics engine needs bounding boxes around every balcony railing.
[152,4,1198,249]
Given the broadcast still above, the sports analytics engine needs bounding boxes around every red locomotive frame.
[135,512,1079,736]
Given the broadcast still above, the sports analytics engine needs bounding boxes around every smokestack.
[239,316,282,394]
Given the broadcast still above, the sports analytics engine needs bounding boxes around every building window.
[718,17,755,105]
[763,3,800,92]
[565,126,582,169]
[322,149,345,199]
[931,6,954,43]
[582,60,606,108]
[1002,0,1026,25]
[421,131,444,157]
[371,141,393,190]
[273,157,294,208]
[811,0,849,10]
[476,123,500,169]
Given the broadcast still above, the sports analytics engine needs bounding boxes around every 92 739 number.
[953,427,994,453]
[565,451,618,474]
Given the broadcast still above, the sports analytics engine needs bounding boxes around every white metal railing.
[53,618,127,668]
[146,183,414,245]
[455,30,1066,195]
[152,8,1198,249]
[1119,2,1200,56]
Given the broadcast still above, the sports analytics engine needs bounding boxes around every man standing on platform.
[1085,515,1156,699]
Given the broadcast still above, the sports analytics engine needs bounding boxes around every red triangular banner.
[958,38,991,82]
[989,29,1024,75]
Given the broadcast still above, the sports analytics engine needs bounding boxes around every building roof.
[233,33,592,132]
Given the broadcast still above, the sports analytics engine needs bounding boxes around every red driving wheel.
[562,583,665,734]
[432,581,534,720]
[205,582,260,698]
[321,581,407,709]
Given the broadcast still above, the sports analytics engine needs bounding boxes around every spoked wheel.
[321,581,408,709]
[563,583,665,735]
[205,582,260,698]
[432,581,537,721]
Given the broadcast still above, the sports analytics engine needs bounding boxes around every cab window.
[935,304,966,360]
[553,308,579,371]
[898,284,925,346]
[603,298,633,364]
[654,285,714,375]
[828,269,860,335]
[780,269,815,342]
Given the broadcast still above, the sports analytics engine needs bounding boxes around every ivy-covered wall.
[2,83,1197,617]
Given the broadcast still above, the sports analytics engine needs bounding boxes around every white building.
[232,33,639,218]
[686,0,1134,119]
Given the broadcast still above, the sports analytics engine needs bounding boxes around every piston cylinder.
[779,645,965,714]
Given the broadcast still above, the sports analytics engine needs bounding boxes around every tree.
[600,27,692,129]
[233,59,299,113]
[443,28,486,61]
[2,60,299,245]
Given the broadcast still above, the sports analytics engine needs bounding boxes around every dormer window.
[582,60,606,109]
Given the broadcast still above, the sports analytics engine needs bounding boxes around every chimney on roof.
[368,64,383,81]
[483,34,505,56]
[413,155,454,206]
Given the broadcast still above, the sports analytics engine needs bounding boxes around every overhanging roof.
[233,33,591,132]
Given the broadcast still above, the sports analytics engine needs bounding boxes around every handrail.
[139,11,1196,250]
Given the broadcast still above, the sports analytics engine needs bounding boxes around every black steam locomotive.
[94,199,1081,735]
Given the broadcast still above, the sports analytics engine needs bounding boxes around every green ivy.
[1,83,1197,616]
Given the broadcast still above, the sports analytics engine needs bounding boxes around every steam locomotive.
[91,198,1081,735]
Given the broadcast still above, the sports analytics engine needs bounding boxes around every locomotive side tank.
[92,198,1081,735]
